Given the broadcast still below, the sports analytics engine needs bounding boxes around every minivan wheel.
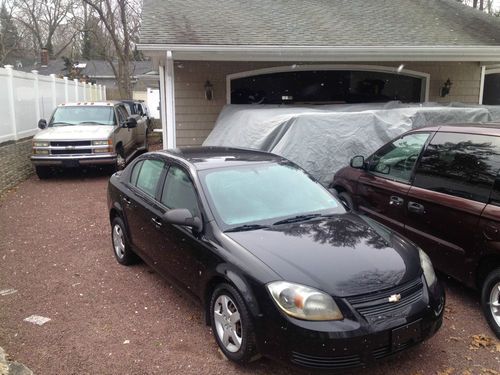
[338,191,354,211]
[111,217,138,265]
[210,283,258,363]
[481,268,500,338]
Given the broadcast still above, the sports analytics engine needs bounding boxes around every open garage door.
[228,65,429,105]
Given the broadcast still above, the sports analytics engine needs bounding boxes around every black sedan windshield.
[50,106,115,126]
[199,162,344,228]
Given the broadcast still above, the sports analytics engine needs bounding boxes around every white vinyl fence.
[0,65,106,143]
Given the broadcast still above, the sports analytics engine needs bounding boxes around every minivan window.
[368,132,430,183]
[413,132,500,203]
[135,159,165,197]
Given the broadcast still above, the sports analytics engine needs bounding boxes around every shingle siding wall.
[0,138,33,196]
[174,61,482,147]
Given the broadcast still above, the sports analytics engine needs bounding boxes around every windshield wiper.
[77,121,109,125]
[225,224,270,232]
[51,121,71,126]
[273,214,321,226]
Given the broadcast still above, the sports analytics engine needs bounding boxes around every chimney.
[40,48,49,67]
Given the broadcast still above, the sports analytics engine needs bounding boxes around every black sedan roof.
[153,146,286,170]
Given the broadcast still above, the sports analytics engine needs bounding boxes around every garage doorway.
[228,65,429,105]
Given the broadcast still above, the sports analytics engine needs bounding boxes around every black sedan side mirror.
[125,117,137,128]
[164,208,202,232]
[38,119,47,129]
[350,155,365,169]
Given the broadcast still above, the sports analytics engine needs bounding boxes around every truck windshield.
[50,106,115,126]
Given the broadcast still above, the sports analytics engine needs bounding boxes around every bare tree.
[16,0,78,57]
[0,1,20,64]
[82,0,141,98]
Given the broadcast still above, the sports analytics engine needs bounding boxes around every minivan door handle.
[408,201,425,214]
[389,196,404,206]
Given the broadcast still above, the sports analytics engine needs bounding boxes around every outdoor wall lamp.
[204,80,214,101]
[440,78,453,97]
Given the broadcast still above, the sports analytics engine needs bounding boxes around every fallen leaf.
[470,334,500,351]
[437,368,454,375]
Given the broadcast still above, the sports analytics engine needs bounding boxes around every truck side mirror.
[38,119,47,129]
[125,117,137,128]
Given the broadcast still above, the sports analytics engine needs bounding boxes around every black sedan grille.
[346,278,424,319]
[291,351,362,369]
[50,141,91,147]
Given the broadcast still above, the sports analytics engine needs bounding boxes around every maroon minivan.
[332,124,500,337]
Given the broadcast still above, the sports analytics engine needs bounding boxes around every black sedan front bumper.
[254,277,444,371]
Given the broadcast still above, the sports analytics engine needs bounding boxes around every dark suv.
[332,124,500,337]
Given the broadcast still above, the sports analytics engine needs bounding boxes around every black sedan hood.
[225,214,421,297]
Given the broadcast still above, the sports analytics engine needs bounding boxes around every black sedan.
[107,147,444,370]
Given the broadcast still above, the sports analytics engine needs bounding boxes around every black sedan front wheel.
[210,283,258,363]
[481,268,500,338]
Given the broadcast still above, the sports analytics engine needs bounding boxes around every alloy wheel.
[112,224,125,259]
[213,295,243,353]
[490,281,500,327]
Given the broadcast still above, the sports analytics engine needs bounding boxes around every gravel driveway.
[0,169,499,375]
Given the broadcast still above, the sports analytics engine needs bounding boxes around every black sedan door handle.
[389,196,404,206]
[122,196,131,205]
[408,201,425,214]
[151,217,162,227]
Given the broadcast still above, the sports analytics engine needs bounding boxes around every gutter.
[136,44,500,62]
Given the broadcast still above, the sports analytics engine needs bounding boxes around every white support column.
[63,76,69,102]
[165,50,176,149]
[479,65,486,105]
[5,65,17,140]
[74,79,79,101]
[50,74,57,108]
[159,64,168,148]
[32,70,41,120]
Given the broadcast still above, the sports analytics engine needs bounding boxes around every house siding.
[173,61,481,147]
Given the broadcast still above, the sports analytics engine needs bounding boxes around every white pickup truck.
[31,101,148,178]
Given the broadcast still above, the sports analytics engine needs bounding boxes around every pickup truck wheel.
[111,217,138,265]
[115,147,126,171]
[35,166,52,179]
[481,267,500,338]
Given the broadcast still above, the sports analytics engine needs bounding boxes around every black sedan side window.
[134,159,165,197]
[161,166,200,218]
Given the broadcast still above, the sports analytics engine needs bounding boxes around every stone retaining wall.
[0,138,33,196]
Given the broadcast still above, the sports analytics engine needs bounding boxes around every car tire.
[112,146,126,173]
[338,191,355,211]
[111,216,138,265]
[210,283,259,363]
[481,267,500,338]
[35,166,52,179]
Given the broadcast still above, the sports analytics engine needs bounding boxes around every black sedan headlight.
[267,281,343,321]
[418,248,437,287]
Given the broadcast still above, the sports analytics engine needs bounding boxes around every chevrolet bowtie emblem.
[388,293,401,303]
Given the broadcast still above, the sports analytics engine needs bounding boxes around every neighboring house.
[137,0,500,148]
[16,55,157,97]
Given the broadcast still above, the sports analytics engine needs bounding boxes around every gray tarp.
[203,102,499,185]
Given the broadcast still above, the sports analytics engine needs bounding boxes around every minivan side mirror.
[125,117,137,128]
[350,155,365,169]
[38,119,47,129]
[163,208,202,232]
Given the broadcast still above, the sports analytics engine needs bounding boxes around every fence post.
[74,79,79,101]
[64,76,69,102]
[103,85,106,100]
[50,74,57,108]
[83,82,87,101]
[32,70,41,121]
[5,65,17,141]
